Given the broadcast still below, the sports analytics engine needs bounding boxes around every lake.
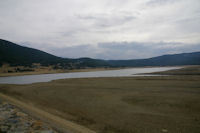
[0,67,181,84]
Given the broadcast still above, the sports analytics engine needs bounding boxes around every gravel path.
[0,93,96,133]
[0,101,58,133]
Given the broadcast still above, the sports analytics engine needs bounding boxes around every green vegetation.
[0,67,200,133]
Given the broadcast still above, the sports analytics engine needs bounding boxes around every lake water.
[0,67,181,84]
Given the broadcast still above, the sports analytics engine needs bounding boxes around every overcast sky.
[0,0,200,59]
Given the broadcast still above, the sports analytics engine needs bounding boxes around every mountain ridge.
[0,39,200,68]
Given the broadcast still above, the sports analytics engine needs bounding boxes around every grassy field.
[0,66,200,133]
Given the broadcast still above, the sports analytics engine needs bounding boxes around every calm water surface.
[0,67,181,84]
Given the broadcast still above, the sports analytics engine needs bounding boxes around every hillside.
[0,39,200,68]
[0,39,70,66]
[0,39,110,68]
[107,52,200,67]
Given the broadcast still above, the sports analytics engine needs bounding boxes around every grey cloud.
[43,41,200,60]
[146,0,177,6]
[47,44,99,59]
[173,14,200,33]
[76,12,136,28]
[0,0,200,56]
[96,42,200,59]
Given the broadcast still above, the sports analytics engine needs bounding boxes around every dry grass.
[0,66,200,133]
[150,65,200,75]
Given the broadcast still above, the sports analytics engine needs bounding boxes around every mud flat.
[0,66,200,133]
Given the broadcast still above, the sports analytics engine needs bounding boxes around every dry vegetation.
[0,63,60,77]
[150,65,200,75]
[0,63,119,77]
[0,66,200,133]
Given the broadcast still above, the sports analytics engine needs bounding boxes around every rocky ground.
[0,101,58,133]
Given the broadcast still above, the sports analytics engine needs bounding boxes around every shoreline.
[0,66,200,133]
[145,65,200,75]
[0,65,189,77]
[0,66,183,84]
[0,67,125,77]
[1,74,200,133]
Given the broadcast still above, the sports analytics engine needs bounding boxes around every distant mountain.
[107,52,200,67]
[0,39,200,68]
[0,39,69,66]
[0,39,110,68]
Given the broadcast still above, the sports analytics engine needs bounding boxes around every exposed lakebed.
[0,67,181,84]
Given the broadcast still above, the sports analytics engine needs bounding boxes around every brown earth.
[0,66,200,133]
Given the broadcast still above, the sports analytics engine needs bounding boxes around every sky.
[0,0,200,59]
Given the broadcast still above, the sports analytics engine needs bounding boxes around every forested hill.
[0,39,200,68]
[107,52,200,67]
[0,39,110,68]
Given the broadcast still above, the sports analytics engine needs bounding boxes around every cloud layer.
[0,0,200,59]
[47,41,200,59]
